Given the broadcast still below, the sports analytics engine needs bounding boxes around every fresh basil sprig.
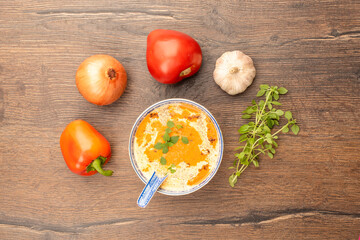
[229,85,300,187]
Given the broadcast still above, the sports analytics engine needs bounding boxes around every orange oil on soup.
[135,103,218,186]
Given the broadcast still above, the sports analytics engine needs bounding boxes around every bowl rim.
[128,98,224,196]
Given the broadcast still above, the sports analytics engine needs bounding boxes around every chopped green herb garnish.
[154,120,189,154]
[170,136,179,144]
[167,121,175,128]
[181,136,189,144]
[162,146,169,154]
[163,132,170,142]
[168,164,176,173]
[160,157,166,165]
[154,142,163,150]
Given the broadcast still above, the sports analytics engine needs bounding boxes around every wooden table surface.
[1,0,359,239]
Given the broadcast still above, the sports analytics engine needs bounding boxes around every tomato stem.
[179,67,192,77]
[88,157,113,176]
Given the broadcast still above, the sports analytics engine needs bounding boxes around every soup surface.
[134,103,220,191]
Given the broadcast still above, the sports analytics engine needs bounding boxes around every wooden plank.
[0,0,359,239]
[1,211,359,239]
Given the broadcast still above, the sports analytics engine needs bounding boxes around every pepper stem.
[88,157,113,176]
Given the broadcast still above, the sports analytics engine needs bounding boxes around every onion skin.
[76,55,127,105]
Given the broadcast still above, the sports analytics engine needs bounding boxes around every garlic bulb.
[213,51,256,95]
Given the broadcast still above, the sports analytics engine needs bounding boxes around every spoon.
[137,172,168,208]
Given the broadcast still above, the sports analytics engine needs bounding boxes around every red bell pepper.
[60,120,113,176]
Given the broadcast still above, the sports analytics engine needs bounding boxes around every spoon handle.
[137,172,167,208]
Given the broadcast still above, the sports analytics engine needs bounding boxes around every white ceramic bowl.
[129,98,224,196]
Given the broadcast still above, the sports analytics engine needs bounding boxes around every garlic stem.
[229,67,239,74]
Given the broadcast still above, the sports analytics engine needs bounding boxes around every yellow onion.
[76,54,127,105]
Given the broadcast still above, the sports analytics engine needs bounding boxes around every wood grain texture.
[0,0,359,239]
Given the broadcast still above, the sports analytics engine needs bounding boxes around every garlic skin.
[213,51,256,95]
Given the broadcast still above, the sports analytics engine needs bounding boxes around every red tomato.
[146,29,202,84]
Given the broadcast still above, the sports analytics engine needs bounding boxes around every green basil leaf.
[272,101,282,105]
[274,93,279,100]
[166,142,174,147]
[263,125,271,133]
[275,110,284,116]
[163,133,170,142]
[167,121,175,128]
[238,152,245,160]
[268,152,274,159]
[269,113,277,119]
[282,126,289,133]
[165,128,172,134]
[162,146,169,154]
[285,111,292,120]
[170,136,179,144]
[291,124,300,135]
[238,124,249,133]
[154,143,163,150]
[160,157,167,165]
[176,125,183,129]
[267,118,274,129]
[253,160,259,167]
[257,89,266,97]
[246,108,256,114]
[233,159,237,167]
[240,158,249,165]
[260,84,270,90]
[181,136,189,144]
[278,87,288,94]
[239,134,248,142]
[259,100,265,107]
[242,114,252,119]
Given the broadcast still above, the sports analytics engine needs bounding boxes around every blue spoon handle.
[137,172,167,208]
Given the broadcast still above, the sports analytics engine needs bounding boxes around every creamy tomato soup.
[134,103,220,191]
